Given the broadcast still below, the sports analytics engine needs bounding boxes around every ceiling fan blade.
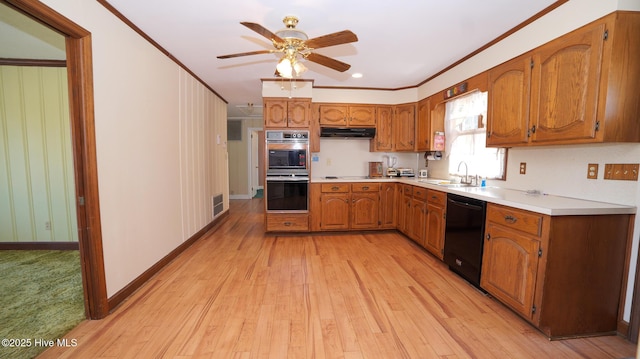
[217,50,275,59]
[240,22,284,43]
[306,52,351,72]
[305,30,358,49]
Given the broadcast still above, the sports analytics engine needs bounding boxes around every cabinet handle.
[345,199,349,203]
[284,222,292,226]
[362,186,369,190]
[332,186,340,191]
[504,215,517,224]
[531,125,537,133]
[352,199,356,204]
[486,233,491,240]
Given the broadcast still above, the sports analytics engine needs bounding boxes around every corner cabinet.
[481,203,631,339]
[264,98,311,128]
[487,12,640,147]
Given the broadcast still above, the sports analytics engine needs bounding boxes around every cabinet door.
[264,100,288,128]
[424,203,445,259]
[409,199,427,244]
[394,104,416,151]
[529,24,605,143]
[379,183,396,228]
[415,98,431,151]
[487,55,532,146]
[288,99,311,128]
[399,194,412,235]
[319,105,348,127]
[372,106,393,151]
[481,223,540,319]
[348,105,376,127]
[351,193,379,229]
[320,193,350,230]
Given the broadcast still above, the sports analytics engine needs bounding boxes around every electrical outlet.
[45,221,51,230]
[326,158,332,166]
[519,162,526,175]
[587,163,598,179]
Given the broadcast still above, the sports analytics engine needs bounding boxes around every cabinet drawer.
[486,204,543,237]
[352,183,380,192]
[427,190,446,206]
[266,213,309,232]
[402,184,413,196]
[412,186,428,201]
[321,183,349,193]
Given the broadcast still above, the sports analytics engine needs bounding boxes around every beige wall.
[228,118,262,198]
[41,0,229,297]
[0,65,78,242]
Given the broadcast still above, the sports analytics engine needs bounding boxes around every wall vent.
[212,194,224,218]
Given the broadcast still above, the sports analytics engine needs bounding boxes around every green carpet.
[253,188,263,198]
[0,250,85,359]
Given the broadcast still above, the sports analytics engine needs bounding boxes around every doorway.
[3,0,108,319]
[248,127,264,198]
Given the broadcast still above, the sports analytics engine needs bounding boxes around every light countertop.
[311,176,636,216]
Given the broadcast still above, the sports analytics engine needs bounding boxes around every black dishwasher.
[443,193,487,289]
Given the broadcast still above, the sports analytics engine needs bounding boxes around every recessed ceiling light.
[352,73,363,79]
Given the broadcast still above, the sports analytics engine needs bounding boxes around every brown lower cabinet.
[424,190,446,260]
[309,182,381,231]
[301,181,632,339]
[481,203,631,339]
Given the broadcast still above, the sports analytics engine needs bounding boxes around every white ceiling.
[2,1,561,118]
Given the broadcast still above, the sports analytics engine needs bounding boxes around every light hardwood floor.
[41,199,637,358]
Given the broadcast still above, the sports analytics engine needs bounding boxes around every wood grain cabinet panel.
[424,190,446,259]
[487,55,532,146]
[481,203,631,339]
[481,222,541,319]
[487,12,640,147]
[264,98,310,128]
[393,104,416,151]
[370,106,393,151]
[316,182,380,231]
[379,183,396,228]
[319,104,376,127]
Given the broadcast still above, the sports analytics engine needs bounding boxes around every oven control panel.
[266,130,309,141]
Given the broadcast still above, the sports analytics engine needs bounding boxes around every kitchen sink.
[438,183,475,188]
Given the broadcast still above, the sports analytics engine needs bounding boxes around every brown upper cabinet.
[264,98,311,128]
[371,103,418,152]
[487,12,640,147]
[319,104,376,127]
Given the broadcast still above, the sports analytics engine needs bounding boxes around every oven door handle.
[265,177,310,182]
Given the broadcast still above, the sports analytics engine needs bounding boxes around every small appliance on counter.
[418,169,428,178]
[397,168,415,177]
[386,167,398,177]
[368,162,383,178]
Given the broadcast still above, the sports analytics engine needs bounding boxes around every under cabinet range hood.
[320,127,376,138]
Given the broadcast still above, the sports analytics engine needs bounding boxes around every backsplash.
[311,139,420,177]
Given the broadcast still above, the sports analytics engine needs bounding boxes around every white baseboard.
[229,194,252,200]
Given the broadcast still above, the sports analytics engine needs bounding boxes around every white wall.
[311,139,418,178]
[40,0,229,297]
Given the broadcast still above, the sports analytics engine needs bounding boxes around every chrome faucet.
[458,161,469,184]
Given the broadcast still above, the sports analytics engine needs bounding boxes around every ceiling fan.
[217,16,358,78]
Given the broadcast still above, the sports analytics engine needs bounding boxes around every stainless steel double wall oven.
[265,130,309,211]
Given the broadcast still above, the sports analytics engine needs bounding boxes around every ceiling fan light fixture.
[293,60,307,76]
[276,57,293,78]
